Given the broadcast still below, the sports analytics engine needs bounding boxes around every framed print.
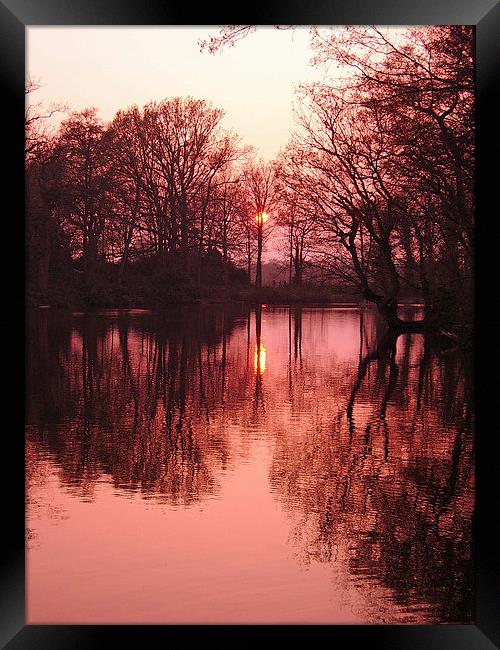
[2,0,499,646]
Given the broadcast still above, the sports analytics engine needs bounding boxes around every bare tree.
[306,26,474,329]
[279,26,474,330]
[56,108,115,279]
[244,160,278,288]
[144,97,230,264]
[26,80,68,298]
[276,147,324,286]
[198,26,294,54]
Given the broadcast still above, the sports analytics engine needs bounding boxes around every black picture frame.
[3,0,499,647]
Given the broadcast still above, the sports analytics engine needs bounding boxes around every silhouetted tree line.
[274,26,474,331]
[26,94,264,307]
[205,26,474,332]
[27,26,474,335]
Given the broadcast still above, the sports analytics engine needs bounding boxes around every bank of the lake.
[27,264,364,309]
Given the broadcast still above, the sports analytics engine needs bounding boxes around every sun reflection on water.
[254,343,266,374]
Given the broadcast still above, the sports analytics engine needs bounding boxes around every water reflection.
[254,344,267,374]
[26,307,243,505]
[270,321,474,623]
[26,305,474,623]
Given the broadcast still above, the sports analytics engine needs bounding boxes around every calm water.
[26,305,474,624]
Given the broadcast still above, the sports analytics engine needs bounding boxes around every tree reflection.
[253,305,266,413]
[26,305,474,622]
[270,316,474,623]
[26,306,248,505]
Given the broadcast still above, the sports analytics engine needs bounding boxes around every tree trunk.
[37,206,51,297]
[255,223,263,288]
[246,235,252,283]
[293,241,302,286]
[83,235,98,280]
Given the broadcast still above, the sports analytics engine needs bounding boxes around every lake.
[26,305,474,624]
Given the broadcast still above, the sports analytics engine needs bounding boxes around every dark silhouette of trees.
[56,108,115,278]
[206,169,253,284]
[198,26,474,333]
[244,161,278,288]
[289,26,474,330]
[143,97,239,262]
[26,27,474,329]
[275,148,324,286]
[106,106,149,271]
[26,82,70,301]
[26,95,254,306]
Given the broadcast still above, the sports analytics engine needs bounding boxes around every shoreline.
[28,297,426,311]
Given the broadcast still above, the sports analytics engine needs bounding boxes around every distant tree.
[275,147,323,286]
[237,196,258,283]
[107,106,150,270]
[143,97,233,265]
[56,108,115,278]
[204,170,252,282]
[244,161,278,288]
[26,81,68,298]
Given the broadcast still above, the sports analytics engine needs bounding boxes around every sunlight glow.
[256,211,269,225]
[254,343,267,374]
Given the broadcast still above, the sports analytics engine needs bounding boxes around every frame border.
[3,1,499,647]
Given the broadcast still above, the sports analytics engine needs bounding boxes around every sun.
[256,211,269,225]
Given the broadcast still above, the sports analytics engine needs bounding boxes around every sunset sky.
[27,26,325,161]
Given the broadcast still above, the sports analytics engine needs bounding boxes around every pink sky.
[27,26,324,161]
